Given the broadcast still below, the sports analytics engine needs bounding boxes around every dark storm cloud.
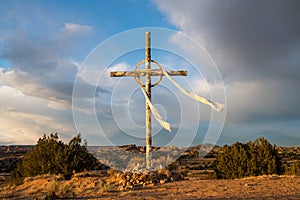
[1,31,60,74]
[155,0,300,82]
[0,29,71,102]
[154,0,300,143]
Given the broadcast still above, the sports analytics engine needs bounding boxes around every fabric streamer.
[139,85,172,132]
[162,70,224,112]
[138,68,224,133]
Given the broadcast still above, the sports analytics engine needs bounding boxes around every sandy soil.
[101,176,300,200]
[1,175,299,199]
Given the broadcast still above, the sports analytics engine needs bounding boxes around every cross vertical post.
[145,32,152,169]
[110,32,188,170]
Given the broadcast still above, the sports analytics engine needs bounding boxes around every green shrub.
[214,137,282,179]
[11,133,99,184]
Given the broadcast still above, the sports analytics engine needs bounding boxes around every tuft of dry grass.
[0,172,112,199]
[1,172,300,199]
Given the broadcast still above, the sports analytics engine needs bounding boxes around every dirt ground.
[100,176,300,200]
[1,175,299,199]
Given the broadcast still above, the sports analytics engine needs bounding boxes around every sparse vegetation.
[1,136,300,199]
[1,173,299,199]
[11,133,99,185]
[283,160,300,176]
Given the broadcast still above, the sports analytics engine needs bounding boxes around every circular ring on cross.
[134,59,163,88]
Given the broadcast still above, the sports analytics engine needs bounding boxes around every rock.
[132,173,138,179]
[171,172,181,181]
[153,179,159,184]
[126,181,132,187]
[244,183,256,187]
[112,169,178,190]
[119,180,126,186]
[126,185,134,190]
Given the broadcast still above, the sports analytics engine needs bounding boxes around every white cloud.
[108,62,129,72]
[63,22,92,33]
[59,22,93,46]
[77,62,130,87]
[0,85,76,144]
[0,8,97,145]
[0,85,24,96]
[47,101,70,110]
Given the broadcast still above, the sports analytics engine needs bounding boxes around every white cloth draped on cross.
[110,31,224,170]
[138,69,224,132]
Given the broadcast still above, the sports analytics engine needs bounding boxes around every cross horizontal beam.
[110,69,187,77]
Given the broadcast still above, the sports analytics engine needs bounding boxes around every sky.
[0,0,299,146]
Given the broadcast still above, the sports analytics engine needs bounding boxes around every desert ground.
[1,174,299,199]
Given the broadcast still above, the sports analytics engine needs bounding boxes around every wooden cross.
[110,32,187,169]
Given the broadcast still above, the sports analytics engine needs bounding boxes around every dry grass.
[0,172,111,199]
[0,173,299,199]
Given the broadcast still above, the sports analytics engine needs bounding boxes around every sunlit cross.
[110,32,187,169]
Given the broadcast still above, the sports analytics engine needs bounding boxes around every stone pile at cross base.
[108,168,182,190]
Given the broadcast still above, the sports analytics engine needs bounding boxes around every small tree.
[11,133,99,184]
[64,134,99,178]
